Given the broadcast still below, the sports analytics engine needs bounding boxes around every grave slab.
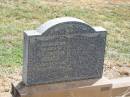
[11,77,112,97]
[23,17,107,85]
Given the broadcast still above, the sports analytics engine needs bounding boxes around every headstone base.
[11,77,112,97]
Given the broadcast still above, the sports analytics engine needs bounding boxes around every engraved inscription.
[31,34,101,80]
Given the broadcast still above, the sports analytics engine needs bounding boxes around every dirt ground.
[111,0,130,2]
[0,69,21,97]
[0,61,130,97]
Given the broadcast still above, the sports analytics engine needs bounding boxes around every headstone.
[23,17,107,85]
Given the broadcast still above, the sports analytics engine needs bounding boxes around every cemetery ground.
[0,0,130,97]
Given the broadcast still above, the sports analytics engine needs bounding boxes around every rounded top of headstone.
[36,17,95,35]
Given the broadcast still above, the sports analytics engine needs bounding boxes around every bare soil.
[0,69,21,97]
[0,62,130,97]
[111,0,130,2]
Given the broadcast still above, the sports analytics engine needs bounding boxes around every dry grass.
[43,0,108,5]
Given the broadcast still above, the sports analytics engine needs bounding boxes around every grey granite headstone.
[23,17,107,85]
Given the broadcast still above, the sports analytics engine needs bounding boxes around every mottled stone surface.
[23,17,107,85]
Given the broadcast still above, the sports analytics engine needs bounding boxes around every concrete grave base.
[11,77,130,97]
[111,77,130,97]
[11,77,112,97]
